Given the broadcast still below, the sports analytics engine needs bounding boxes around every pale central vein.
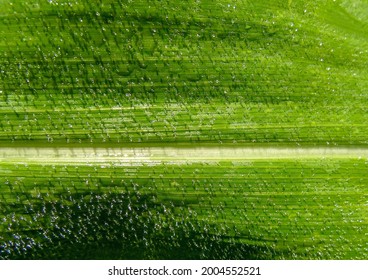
[1,147,367,163]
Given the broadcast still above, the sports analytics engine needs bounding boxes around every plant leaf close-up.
[0,0,367,260]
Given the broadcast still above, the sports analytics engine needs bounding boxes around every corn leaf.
[0,0,367,259]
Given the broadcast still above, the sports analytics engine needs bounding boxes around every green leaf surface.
[0,0,367,259]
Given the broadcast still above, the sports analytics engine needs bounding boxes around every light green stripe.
[1,146,368,163]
